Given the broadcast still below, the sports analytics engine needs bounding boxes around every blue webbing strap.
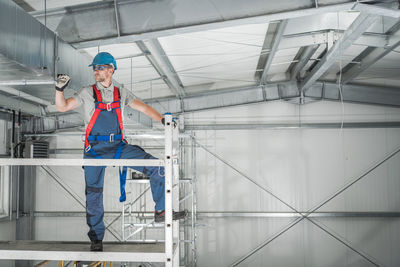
[118,166,127,202]
[114,141,127,202]
[87,148,101,159]
[87,134,122,142]
[86,141,127,202]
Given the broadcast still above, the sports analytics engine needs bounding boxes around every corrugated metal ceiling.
[4,0,400,109]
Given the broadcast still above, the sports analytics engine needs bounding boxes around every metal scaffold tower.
[0,114,197,267]
[120,127,198,266]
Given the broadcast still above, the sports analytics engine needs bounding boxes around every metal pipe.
[0,158,164,167]
[9,112,15,221]
[185,121,400,130]
[11,111,15,149]
[197,211,400,218]
[105,186,151,231]
[15,166,21,223]
[30,211,400,218]
[191,134,197,266]
[0,80,55,86]
[23,132,191,139]
[6,165,12,221]
[0,87,52,106]
[16,111,21,220]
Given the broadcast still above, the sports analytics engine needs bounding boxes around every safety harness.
[85,84,125,152]
[85,84,128,202]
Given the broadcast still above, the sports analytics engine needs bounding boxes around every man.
[55,52,185,251]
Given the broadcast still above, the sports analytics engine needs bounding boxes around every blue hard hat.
[89,52,117,70]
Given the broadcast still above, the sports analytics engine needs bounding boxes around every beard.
[94,75,105,82]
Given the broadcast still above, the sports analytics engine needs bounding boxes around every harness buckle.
[85,145,91,153]
[110,133,115,142]
[106,103,112,111]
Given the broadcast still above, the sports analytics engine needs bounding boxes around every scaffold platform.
[0,241,171,262]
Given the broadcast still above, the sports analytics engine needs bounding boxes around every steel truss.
[0,115,188,266]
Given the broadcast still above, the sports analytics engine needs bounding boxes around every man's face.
[93,65,114,82]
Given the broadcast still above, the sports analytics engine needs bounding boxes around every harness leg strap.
[114,142,127,202]
[119,166,128,202]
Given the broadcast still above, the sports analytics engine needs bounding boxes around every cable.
[337,12,345,131]
[175,52,270,73]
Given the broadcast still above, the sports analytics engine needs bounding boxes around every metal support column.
[191,134,197,267]
[164,114,174,266]
[172,118,180,266]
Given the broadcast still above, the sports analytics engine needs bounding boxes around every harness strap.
[97,101,120,111]
[118,167,128,202]
[113,86,120,102]
[88,134,122,142]
[85,84,124,151]
[114,141,127,202]
[115,106,124,139]
[93,84,103,102]
[85,108,102,149]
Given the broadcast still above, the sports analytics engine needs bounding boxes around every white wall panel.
[190,101,400,266]
[29,100,400,266]
[0,220,16,267]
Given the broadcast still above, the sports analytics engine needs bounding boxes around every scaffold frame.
[0,114,184,266]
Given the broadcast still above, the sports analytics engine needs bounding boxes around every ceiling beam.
[288,44,319,81]
[340,20,400,84]
[47,3,398,49]
[280,31,390,50]
[30,1,370,49]
[0,86,52,106]
[113,0,121,37]
[299,13,379,93]
[257,20,288,85]
[0,92,44,116]
[352,2,400,18]
[144,81,400,114]
[136,40,185,98]
[306,82,400,107]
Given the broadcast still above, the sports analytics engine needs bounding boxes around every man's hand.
[55,74,71,92]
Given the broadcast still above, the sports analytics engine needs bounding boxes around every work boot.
[154,210,187,223]
[90,240,103,252]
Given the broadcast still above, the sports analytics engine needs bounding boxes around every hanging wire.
[175,51,270,73]
[165,51,263,57]
[177,34,264,49]
[178,74,255,83]
[337,12,345,131]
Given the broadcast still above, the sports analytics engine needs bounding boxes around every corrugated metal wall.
[191,101,400,267]
[29,100,400,266]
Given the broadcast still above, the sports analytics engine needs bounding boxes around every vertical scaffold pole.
[191,133,197,266]
[172,118,180,266]
[164,114,173,266]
